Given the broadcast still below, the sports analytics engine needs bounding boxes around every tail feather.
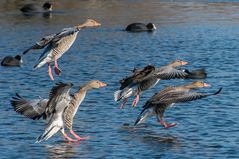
[36,124,61,143]
[114,90,122,101]
[34,61,45,69]
[134,108,154,126]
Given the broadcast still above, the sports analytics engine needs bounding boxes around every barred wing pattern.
[11,93,48,120]
[155,66,188,80]
[45,82,73,116]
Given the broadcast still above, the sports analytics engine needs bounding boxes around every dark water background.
[0,0,239,158]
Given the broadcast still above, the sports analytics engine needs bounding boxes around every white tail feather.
[134,108,155,126]
[114,90,122,101]
[36,122,61,143]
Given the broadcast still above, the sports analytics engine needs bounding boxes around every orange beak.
[181,61,188,65]
[95,22,101,27]
[203,83,211,87]
[99,82,107,87]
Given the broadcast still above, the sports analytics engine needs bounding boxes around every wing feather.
[36,28,78,62]
[46,82,73,115]
[11,93,48,120]
[155,67,188,80]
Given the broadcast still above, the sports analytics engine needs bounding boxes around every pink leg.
[132,94,140,107]
[62,133,77,142]
[54,58,61,75]
[48,63,54,80]
[120,98,128,109]
[160,120,177,129]
[70,130,90,141]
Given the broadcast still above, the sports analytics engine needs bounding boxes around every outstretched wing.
[36,27,78,62]
[23,34,56,54]
[45,82,73,116]
[23,27,78,56]
[11,93,48,120]
[155,66,188,80]
[153,88,222,104]
[143,87,222,110]
[120,65,156,89]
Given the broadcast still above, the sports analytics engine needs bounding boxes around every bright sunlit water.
[0,0,239,158]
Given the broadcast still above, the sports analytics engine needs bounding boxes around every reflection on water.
[0,0,239,158]
[46,143,78,159]
[21,12,53,19]
[120,123,180,150]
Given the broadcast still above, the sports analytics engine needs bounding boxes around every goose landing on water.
[114,60,189,109]
[11,80,107,143]
[23,19,101,80]
[134,81,222,128]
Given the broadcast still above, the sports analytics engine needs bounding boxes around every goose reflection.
[45,143,77,159]
[120,123,180,149]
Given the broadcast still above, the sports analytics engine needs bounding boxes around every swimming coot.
[1,55,22,67]
[20,2,53,13]
[125,23,156,32]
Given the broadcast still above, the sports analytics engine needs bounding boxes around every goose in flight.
[114,60,190,109]
[23,19,101,80]
[134,81,222,128]
[11,80,107,143]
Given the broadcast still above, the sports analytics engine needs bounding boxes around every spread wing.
[36,27,78,61]
[23,34,56,54]
[155,66,188,80]
[23,27,78,56]
[151,88,222,105]
[143,88,222,109]
[120,65,156,89]
[11,93,48,120]
[45,82,73,116]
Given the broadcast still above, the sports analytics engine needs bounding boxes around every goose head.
[169,60,188,67]
[76,19,101,29]
[186,81,211,89]
[86,80,107,89]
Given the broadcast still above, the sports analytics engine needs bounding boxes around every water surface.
[0,0,239,158]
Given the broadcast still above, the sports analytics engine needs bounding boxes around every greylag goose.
[126,23,156,32]
[20,2,53,13]
[11,80,107,143]
[23,19,101,80]
[114,60,189,109]
[1,55,22,67]
[134,81,222,128]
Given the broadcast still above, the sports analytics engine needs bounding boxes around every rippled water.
[0,0,239,158]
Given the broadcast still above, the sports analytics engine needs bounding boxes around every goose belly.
[72,93,86,118]
[52,32,78,60]
[122,85,138,98]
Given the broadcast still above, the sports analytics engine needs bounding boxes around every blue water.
[0,1,239,158]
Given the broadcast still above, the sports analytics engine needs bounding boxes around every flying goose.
[114,60,189,109]
[23,19,101,80]
[134,81,222,128]
[11,80,107,143]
